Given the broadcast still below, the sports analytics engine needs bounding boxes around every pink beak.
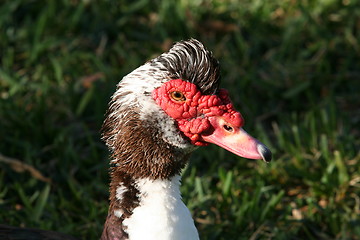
[200,116,272,162]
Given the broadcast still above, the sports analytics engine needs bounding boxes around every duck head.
[102,39,271,165]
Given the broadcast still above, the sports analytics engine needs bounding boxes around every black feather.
[152,39,221,95]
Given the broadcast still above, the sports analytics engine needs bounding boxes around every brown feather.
[0,224,78,240]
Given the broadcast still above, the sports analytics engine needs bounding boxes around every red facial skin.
[152,79,272,162]
[152,79,243,146]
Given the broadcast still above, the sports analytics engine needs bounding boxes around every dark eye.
[223,124,233,132]
[170,91,186,101]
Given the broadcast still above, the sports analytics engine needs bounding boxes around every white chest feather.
[122,175,199,240]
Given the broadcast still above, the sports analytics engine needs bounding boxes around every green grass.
[0,0,359,239]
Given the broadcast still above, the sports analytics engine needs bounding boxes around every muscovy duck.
[0,39,271,240]
[100,39,271,240]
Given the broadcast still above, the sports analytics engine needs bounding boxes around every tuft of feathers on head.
[151,39,221,95]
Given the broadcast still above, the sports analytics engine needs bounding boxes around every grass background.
[0,0,359,239]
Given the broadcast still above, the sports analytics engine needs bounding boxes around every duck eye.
[170,91,186,101]
[223,124,233,132]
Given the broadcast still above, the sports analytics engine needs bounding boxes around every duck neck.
[102,170,199,240]
[101,110,198,239]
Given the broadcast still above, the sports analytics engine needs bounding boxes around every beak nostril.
[223,124,233,132]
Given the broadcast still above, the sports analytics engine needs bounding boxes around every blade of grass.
[33,184,51,222]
